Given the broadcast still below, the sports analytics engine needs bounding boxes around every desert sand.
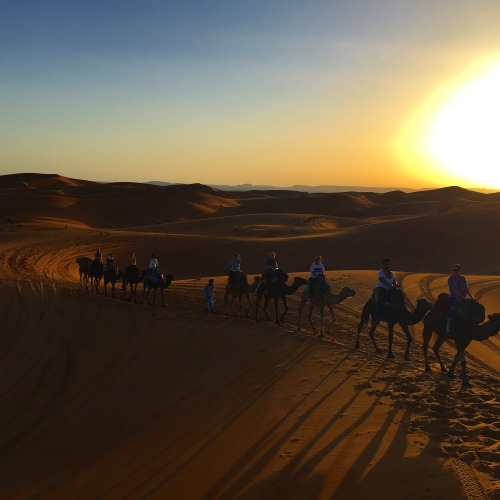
[0,173,499,499]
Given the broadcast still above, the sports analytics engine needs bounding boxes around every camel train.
[77,256,499,385]
[76,256,174,307]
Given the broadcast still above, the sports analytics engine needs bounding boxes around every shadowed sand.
[0,174,499,499]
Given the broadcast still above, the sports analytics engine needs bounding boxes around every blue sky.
[2,1,500,188]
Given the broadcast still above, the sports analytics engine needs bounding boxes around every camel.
[355,289,433,360]
[103,266,123,299]
[122,266,145,303]
[255,274,308,324]
[422,298,499,386]
[141,272,174,307]
[88,260,104,293]
[297,279,356,337]
[76,256,92,288]
[224,274,261,318]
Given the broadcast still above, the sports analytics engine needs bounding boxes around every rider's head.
[151,253,156,258]
[268,251,276,258]
[314,255,322,262]
[382,258,391,266]
[235,253,240,258]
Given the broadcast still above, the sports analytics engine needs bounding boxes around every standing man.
[204,278,215,313]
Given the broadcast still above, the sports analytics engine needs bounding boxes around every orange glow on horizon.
[394,55,500,190]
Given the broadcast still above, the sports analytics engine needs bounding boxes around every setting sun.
[395,56,500,190]
[426,62,500,188]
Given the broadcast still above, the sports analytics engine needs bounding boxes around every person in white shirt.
[373,257,399,309]
[308,255,325,296]
[147,253,159,278]
[149,253,159,268]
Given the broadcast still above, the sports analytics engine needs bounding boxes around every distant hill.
[146,181,417,193]
[146,181,498,194]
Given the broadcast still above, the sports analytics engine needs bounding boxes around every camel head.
[293,276,308,286]
[468,312,500,341]
[483,313,500,335]
[415,298,433,312]
[340,287,356,299]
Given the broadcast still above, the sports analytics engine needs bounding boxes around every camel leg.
[263,295,272,322]
[255,291,262,321]
[401,324,413,361]
[279,297,288,324]
[432,335,447,372]
[447,355,458,379]
[460,357,470,387]
[238,295,244,317]
[308,305,317,336]
[319,306,325,338]
[223,289,230,315]
[316,306,325,338]
[161,289,166,308]
[297,293,307,331]
[239,294,246,318]
[447,350,470,386]
[422,324,433,371]
[368,319,383,353]
[326,304,336,335]
[273,296,280,324]
[297,303,303,331]
[355,317,367,348]
[227,296,234,315]
[244,294,252,318]
[224,296,232,315]
[228,293,237,316]
[387,324,395,358]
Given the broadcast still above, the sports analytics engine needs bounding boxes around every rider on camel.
[105,253,116,271]
[446,264,475,333]
[147,253,160,279]
[308,255,325,297]
[228,253,242,285]
[372,257,399,311]
[262,251,278,283]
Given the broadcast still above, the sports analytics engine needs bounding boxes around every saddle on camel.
[435,293,485,335]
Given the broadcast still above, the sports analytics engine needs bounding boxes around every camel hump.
[435,294,450,315]
[390,289,405,306]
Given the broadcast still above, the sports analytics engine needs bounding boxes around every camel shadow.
[332,408,463,499]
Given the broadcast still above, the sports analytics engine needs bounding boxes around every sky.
[1,0,500,189]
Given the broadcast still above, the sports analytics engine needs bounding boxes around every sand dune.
[0,174,499,498]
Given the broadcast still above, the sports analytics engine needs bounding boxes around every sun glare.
[395,56,500,190]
